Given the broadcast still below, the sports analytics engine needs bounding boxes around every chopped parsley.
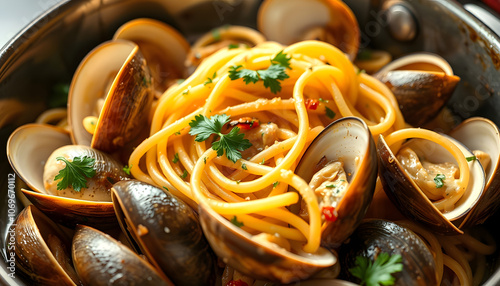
[241,163,248,170]
[230,216,244,227]
[188,114,252,163]
[349,253,403,286]
[273,181,280,188]
[325,106,336,119]
[228,43,239,49]
[228,51,291,94]
[122,165,132,175]
[326,184,336,189]
[466,155,477,162]
[180,170,188,179]
[434,174,446,188]
[260,158,265,165]
[204,72,217,86]
[54,156,96,192]
[163,186,169,191]
[173,153,179,164]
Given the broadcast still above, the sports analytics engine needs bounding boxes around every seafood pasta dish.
[5,1,499,285]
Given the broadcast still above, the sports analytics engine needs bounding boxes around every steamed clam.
[374,53,460,127]
[294,117,378,249]
[339,219,437,285]
[111,180,217,286]
[72,225,170,286]
[449,117,500,227]
[113,18,191,92]
[12,205,79,286]
[68,39,154,153]
[7,124,130,227]
[257,0,360,60]
[377,129,486,235]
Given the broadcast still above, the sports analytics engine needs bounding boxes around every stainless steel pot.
[1,0,500,285]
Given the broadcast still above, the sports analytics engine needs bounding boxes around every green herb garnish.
[228,51,291,94]
[173,153,179,164]
[180,170,188,179]
[230,216,244,227]
[204,72,217,86]
[273,181,280,188]
[241,163,248,170]
[188,114,252,163]
[349,253,403,286]
[325,106,336,119]
[466,155,477,162]
[228,43,239,49]
[434,174,446,188]
[54,156,96,192]
[122,165,132,175]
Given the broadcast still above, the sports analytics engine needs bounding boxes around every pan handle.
[463,2,500,36]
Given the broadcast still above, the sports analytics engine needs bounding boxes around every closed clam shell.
[375,53,460,127]
[72,225,170,286]
[111,180,217,286]
[339,219,437,285]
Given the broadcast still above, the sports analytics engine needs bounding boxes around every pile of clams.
[6,0,500,285]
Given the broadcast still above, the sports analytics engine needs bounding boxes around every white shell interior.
[297,118,370,184]
[449,118,500,186]
[376,53,453,76]
[258,0,329,45]
[68,40,137,146]
[113,18,190,79]
[402,136,485,221]
[7,124,72,193]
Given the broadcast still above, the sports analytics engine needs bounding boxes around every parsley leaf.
[228,51,291,94]
[228,43,239,49]
[325,106,336,119]
[466,155,476,162]
[122,165,132,175]
[204,72,217,86]
[231,216,244,227]
[173,153,179,164]
[270,50,292,69]
[189,114,252,163]
[434,174,446,188]
[349,253,403,286]
[54,156,96,192]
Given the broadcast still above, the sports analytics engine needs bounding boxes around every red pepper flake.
[229,117,260,130]
[322,206,338,222]
[305,98,319,110]
[226,280,249,286]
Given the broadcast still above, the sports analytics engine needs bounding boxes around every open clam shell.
[68,39,154,153]
[449,117,500,227]
[377,132,485,235]
[72,225,170,286]
[6,124,118,228]
[257,0,359,60]
[12,205,79,286]
[113,18,190,91]
[294,116,378,249]
[198,200,335,284]
[374,53,460,127]
[111,180,217,286]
